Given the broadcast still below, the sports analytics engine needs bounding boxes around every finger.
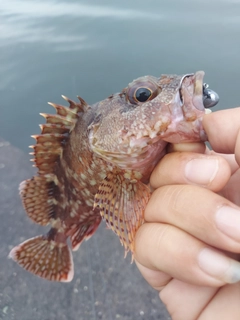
[235,127,240,166]
[220,168,240,206]
[172,144,238,175]
[167,142,206,154]
[203,108,240,154]
[168,143,238,174]
[135,260,172,291]
[160,279,217,320]
[145,185,240,253]
[134,222,240,287]
[198,282,240,320]
[205,150,239,174]
[150,152,231,192]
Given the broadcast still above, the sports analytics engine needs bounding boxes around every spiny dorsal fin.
[39,113,74,127]
[62,95,88,112]
[39,123,69,135]
[21,95,87,223]
[94,172,151,255]
[30,95,86,174]
[48,102,79,120]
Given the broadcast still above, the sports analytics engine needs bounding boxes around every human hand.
[134,108,240,320]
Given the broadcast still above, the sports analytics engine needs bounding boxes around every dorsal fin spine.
[61,95,87,112]
[47,103,79,120]
[30,95,85,174]
[39,114,73,127]
[77,95,88,111]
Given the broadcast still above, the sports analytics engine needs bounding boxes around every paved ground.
[0,137,170,320]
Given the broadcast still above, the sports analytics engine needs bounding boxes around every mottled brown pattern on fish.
[10,71,212,282]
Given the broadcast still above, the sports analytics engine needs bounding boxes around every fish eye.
[126,80,160,105]
[135,87,152,102]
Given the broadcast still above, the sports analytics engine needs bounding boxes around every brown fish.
[9,71,219,282]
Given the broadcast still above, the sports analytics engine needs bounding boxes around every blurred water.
[1,0,240,152]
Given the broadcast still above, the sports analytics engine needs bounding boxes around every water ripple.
[1,0,163,19]
[0,0,162,50]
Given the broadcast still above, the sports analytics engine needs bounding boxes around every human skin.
[134,108,240,320]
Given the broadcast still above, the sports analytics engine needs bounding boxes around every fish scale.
[9,71,219,282]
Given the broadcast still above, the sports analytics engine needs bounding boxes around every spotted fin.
[9,232,73,282]
[20,96,87,225]
[70,216,102,251]
[19,175,57,226]
[30,95,86,175]
[94,172,150,254]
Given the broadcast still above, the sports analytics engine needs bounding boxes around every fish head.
[88,71,219,170]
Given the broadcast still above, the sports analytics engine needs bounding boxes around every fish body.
[9,71,218,282]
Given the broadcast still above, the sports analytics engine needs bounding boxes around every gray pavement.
[0,137,170,320]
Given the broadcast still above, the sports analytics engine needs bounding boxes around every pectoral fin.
[94,172,150,254]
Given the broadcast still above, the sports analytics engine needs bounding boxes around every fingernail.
[185,158,218,185]
[215,206,240,242]
[198,248,240,283]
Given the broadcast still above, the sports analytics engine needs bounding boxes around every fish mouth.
[180,71,219,113]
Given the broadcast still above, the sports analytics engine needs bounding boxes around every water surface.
[1,0,240,151]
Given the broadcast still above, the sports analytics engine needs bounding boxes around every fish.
[9,71,219,282]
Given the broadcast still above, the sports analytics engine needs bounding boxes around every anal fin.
[94,172,150,255]
[9,234,73,282]
[70,216,102,251]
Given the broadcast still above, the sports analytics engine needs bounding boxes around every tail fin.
[9,235,73,282]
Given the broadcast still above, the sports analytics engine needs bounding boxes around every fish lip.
[193,70,205,111]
